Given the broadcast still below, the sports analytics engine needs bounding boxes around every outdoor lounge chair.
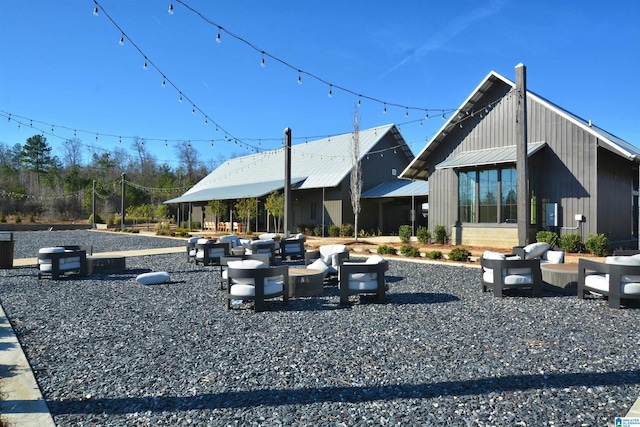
[225,259,288,312]
[186,236,201,262]
[481,251,542,297]
[280,233,306,260]
[37,246,89,280]
[577,255,640,308]
[512,242,564,264]
[219,253,270,290]
[338,255,388,305]
[194,239,229,266]
[305,244,349,276]
[242,239,276,262]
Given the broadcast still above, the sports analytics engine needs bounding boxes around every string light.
[383,103,387,114]
[215,27,221,43]
[93,6,99,16]
[328,85,333,98]
[297,72,302,85]
[119,34,124,45]
[143,60,148,70]
[168,3,173,14]
[260,52,265,67]
[161,78,166,87]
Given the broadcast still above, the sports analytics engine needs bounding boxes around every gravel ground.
[0,230,639,426]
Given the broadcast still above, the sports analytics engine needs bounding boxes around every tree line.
[0,134,233,223]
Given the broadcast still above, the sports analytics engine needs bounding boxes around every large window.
[459,171,476,222]
[459,167,517,224]
[501,168,517,223]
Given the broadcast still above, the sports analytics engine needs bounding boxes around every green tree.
[19,135,54,187]
[234,198,257,233]
[207,199,227,231]
[264,191,284,232]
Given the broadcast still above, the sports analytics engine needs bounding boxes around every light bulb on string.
[442,113,446,120]
[168,3,173,14]
[383,103,387,114]
[178,93,183,103]
[93,6,98,16]
[357,96,361,107]
[216,27,221,43]
[260,52,265,67]
[425,111,429,120]
[161,78,166,87]
[119,34,124,45]
[405,108,409,118]
[328,85,333,98]
[143,60,147,70]
[204,118,208,125]
[192,106,196,114]
[297,72,302,85]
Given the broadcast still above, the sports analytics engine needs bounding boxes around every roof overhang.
[361,179,429,198]
[165,178,306,204]
[435,142,547,169]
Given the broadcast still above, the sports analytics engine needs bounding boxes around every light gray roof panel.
[165,178,306,204]
[435,142,546,169]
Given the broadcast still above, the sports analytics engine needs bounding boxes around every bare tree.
[350,107,362,241]
[174,141,202,184]
[62,137,83,169]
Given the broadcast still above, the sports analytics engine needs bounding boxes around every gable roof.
[166,124,413,204]
[400,70,640,181]
[361,179,428,198]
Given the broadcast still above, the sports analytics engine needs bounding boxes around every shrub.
[296,224,308,233]
[400,244,421,257]
[14,214,21,223]
[559,233,583,253]
[536,230,559,248]
[398,225,412,243]
[0,213,5,223]
[448,247,471,262]
[341,223,354,237]
[29,214,36,223]
[585,233,609,256]
[434,225,447,244]
[424,250,443,260]
[87,213,104,224]
[377,245,397,255]
[313,225,325,237]
[328,224,341,237]
[416,226,431,244]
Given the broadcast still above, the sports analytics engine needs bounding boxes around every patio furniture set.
[185,234,390,312]
[481,242,640,309]
[35,235,639,311]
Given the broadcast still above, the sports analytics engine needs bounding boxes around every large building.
[400,66,639,249]
[166,124,428,235]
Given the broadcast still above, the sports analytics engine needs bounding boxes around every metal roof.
[166,124,412,204]
[400,70,639,181]
[164,178,306,203]
[361,179,429,198]
[435,142,547,169]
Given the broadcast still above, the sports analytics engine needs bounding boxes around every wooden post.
[515,63,530,246]
[284,128,292,238]
[121,173,126,231]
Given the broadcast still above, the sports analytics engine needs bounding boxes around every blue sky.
[1,1,638,170]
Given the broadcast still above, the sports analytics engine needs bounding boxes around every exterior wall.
[596,148,636,246]
[451,224,518,249]
[427,79,637,247]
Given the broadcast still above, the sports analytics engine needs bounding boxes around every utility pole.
[284,128,292,238]
[516,63,530,246]
[121,173,126,231]
[92,180,96,229]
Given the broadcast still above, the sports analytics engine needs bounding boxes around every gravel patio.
[0,230,638,426]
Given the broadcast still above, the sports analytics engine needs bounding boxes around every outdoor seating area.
[1,230,639,425]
